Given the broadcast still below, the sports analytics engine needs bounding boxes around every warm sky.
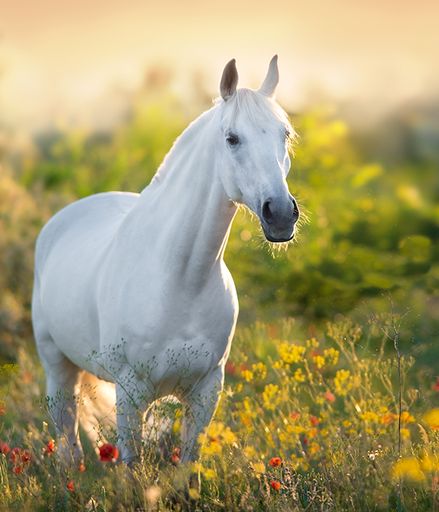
[1,0,438,130]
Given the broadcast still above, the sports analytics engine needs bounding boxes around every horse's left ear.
[258,55,279,98]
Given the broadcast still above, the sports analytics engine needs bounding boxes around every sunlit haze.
[1,0,438,130]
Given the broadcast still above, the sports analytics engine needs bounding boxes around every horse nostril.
[262,200,273,224]
[290,196,300,222]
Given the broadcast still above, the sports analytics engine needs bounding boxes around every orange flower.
[66,480,75,492]
[324,390,336,403]
[171,447,181,464]
[290,412,301,421]
[0,442,10,455]
[269,457,282,467]
[45,439,56,455]
[99,443,119,463]
[78,463,86,472]
[381,412,397,425]
[270,480,281,491]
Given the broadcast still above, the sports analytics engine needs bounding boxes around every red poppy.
[0,442,10,455]
[225,361,237,376]
[270,480,281,491]
[99,443,119,462]
[269,457,282,467]
[324,390,336,403]
[21,450,31,464]
[67,480,75,492]
[45,439,56,455]
[78,463,86,472]
[310,415,320,427]
[12,465,23,475]
[171,447,181,464]
[9,447,21,464]
[290,412,301,421]
[433,377,439,392]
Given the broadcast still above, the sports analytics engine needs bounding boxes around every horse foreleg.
[115,376,154,465]
[180,369,223,464]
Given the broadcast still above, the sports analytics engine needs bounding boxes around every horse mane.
[148,107,217,187]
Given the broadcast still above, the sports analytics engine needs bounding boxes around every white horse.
[32,56,299,466]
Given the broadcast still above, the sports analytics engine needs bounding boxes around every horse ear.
[220,59,238,101]
[259,55,279,98]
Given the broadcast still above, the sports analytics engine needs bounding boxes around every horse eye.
[284,128,291,141]
[226,134,240,146]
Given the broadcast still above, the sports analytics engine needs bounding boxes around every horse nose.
[262,196,299,225]
[262,200,274,224]
[289,194,300,222]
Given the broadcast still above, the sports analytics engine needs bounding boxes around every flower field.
[0,318,438,511]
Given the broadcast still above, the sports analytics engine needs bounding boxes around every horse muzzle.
[260,194,299,243]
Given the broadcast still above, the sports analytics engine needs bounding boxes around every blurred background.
[0,0,438,369]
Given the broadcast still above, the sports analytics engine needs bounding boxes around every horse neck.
[125,107,237,282]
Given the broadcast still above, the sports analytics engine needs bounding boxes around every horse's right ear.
[220,59,238,101]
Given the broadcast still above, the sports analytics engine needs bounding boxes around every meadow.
[0,74,438,510]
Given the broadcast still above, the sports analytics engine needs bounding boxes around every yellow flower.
[309,442,320,455]
[239,412,253,427]
[192,463,216,481]
[199,421,236,455]
[278,343,306,364]
[251,461,266,475]
[221,428,237,445]
[203,468,216,480]
[400,428,411,440]
[392,457,425,482]
[202,440,222,456]
[423,409,439,430]
[188,488,200,500]
[293,368,306,383]
[243,445,257,459]
[262,384,281,411]
[313,355,325,369]
[400,411,415,424]
[191,462,202,473]
[323,348,339,365]
[173,417,181,434]
[306,337,319,348]
[241,369,254,382]
[360,411,380,423]
[334,369,353,396]
[252,362,267,380]
[420,454,439,473]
